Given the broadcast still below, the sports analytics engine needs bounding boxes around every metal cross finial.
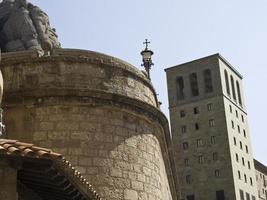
[143,39,150,49]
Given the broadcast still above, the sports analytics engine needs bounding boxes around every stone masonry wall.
[1,49,176,200]
[5,104,173,200]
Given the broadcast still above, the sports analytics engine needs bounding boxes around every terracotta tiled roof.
[0,139,62,158]
[0,139,103,200]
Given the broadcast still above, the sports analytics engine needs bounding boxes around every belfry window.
[236,81,243,106]
[204,69,213,93]
[224,70,230,96]
[230,75,236,101]
[176,77,185,101]
[189,73,199,97]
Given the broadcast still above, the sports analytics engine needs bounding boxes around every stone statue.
[0,0,60,53]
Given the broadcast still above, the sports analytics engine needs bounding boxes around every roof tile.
[0,139,61,159]
[0,139,104,200]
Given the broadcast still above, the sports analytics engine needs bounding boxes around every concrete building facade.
[165,54,258,200]
[255,160,267,199]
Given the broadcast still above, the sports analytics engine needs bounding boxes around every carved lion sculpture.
[0,0,61,53]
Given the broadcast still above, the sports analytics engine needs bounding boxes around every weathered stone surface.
[0,0,60,53]
[1,49,177,200]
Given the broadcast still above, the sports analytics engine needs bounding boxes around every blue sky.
[31,0,267,165]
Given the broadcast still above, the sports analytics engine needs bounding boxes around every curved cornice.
[0,49,159,107]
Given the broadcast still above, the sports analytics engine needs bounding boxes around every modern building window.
[176,76,185,100]
[197,139,203,147]
[241,115,244,122]
[240,190,244,200]
[213,152,218,161]
[184,158,189,166]
[230,75,237,101]
[204,69,213,93]
[242,157,245,166]
[243,130,246,138]
[186,195,195,200]
[238,171,241,179]
[183,142,189,150]
[189,73,199,97]
[193,107,199,114]
[216,190,225,200]
[224,70,231,96]
[236,110,239,118]
[236,153,240,162]
[231,120,235,129]
[252,196,256,200]
[246,192,250,200]
[250,177,253,186]
[186,175,192,184]
[209,119,215,127]
[195,123,199,130]
[248,161,251,169]
[180,110,186,118]
[234,137,237,145]
[244,174,247,183]
[211,136,216,144]
[238,125,240,133]
[181,126,187,133]
[198,155,204,164]
[236,81,243,106]
[207,103,213,111]
[240,141,243,150]
[215,170,220,177]
[229,105,232,113]
[245,145,249,154]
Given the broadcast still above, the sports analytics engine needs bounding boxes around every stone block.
[39,122,54,131]
[124,189,138,200]
[110,169,123,178]
[86,167,98,175]
[78,157,92,166]
[114,178,131,189]
[33,131,47,141]
[56,122,79,131]
[93,158,113,167]
[131,180,144,191]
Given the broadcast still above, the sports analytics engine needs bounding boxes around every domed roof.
[0,49,159,108]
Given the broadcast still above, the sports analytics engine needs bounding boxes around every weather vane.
[141,39,154,80]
